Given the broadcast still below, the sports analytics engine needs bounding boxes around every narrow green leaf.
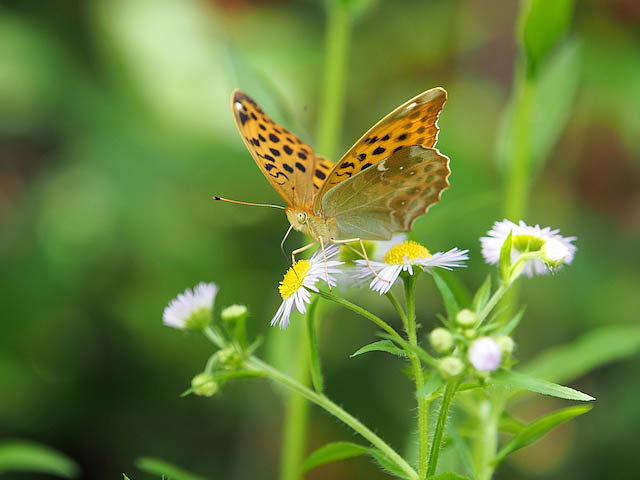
[493,405,592,466]
[351,340,407,358]
[136,457,207,480]
[499,231,513,283]
[428,473,472,480]
[491,306,526,336]
[369,449,409,479]
[518,0,575,75]
[306,297,324,393]
[436,270,472,308]
[301,442,369,473]
[416,373,445,399]
[522,325,640,384]
[490,369,594,401]
[378,333,438,367]
[447,427,474,478]
[499,411,526,435]
[123,475,131,480]
[472,274,491,314]
[0,440,80,477]
[432,271,459,320]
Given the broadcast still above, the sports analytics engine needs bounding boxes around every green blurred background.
[1,0,639,479]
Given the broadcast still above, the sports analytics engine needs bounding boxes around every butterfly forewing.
[231,90,324,208]
[314,88,447,212]
[321,145,450,241]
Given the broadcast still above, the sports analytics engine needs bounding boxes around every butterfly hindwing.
[314,88,447,212]
[231,90,320,208]
[321,145,450,240]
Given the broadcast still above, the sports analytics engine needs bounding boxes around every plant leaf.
[493,405,592,466]
[432,271,459,320]
[416,373,445,399]
[123,475,131,480]
[499,231,513,283]
[301,442,369,473]
[351,340,407,358]
[0,440,80,477]
[472,274,491,314]
[428,473,472,480]
[136,457,207,480]
[499,411,526,435]
[378,333,438,367]
[492,306,526,336]
[369,449,410,479]
[522,325,640,384]
[490,369,594,401]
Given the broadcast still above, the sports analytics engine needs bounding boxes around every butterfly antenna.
[212,196,285,210]
[280,224,295,259]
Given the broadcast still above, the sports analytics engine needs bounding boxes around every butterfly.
[216,88,450,271]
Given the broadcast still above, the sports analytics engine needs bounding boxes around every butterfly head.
[285,207,338,243]
[285,208,309,234]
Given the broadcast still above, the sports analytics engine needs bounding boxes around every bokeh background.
[1,0,639,479]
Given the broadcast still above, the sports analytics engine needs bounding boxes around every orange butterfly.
[216,88,450,273]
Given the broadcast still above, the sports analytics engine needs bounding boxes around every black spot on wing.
[315,169,326,180]
[283,164,294,173]
[373,146,386,155]
[239,112,249,125]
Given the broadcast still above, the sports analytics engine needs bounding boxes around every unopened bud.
[438,356,464,378]
[463,328,477,339]
[191,372,218,397]
[456,309,477,327]
[496,336,515,356]
[468,337,502,372]
[429,328,453,353]
[221,304,248,324]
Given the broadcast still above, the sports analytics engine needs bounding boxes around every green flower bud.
[221,304,248,324]
[463,328,477,339]
[496,336,515,356]
[438,356,464,378]
[429,328,453,353]
[456,309,477,327]
[191,372,218,397]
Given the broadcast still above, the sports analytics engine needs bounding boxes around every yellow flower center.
[383,240,431,265]
[278,259,311,299]
[512,234,544,253]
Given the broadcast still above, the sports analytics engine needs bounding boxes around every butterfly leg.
[330,238,390,284]
[290,241,317,267]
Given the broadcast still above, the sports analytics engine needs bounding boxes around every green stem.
[317,0,350,159]
[426,380,459,478]
[403,275,429,479]
[315,289,405,343]
[386,291,408,329]
[472,394,505,480]
[279,322,310,480]
[306,297,324,393]
[203,325,224,349]
[248,356,419,480]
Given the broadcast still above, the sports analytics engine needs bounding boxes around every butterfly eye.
[296,211,308,224]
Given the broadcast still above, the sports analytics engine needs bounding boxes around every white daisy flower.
[468,337,502,372]
[480,219,577,277]
[271,244,343,329]
[163,282,218,330]
[353,240,469,295]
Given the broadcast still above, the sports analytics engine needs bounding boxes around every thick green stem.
[472,394,505,480]
[315,289,404,343]
[426,380,459,478]
[279,322,310,480]
[403,275,429,479]
[386,291,408,329]
[248,356,419,480]
[317,0,350,159]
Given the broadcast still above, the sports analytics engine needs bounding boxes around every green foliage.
[518,0,576,76]
[432,271,459,320]
[471,275,491,314]
[0,440,80,478]
[306,297,324,392]
[490,368,594,401]
[499,232,513,283]
[416,373,445,399]
[522,325,640,384]
[301,442,369,473]
[427,473,472,480]
[486,306,525,336]
[492,405,592,466]
[135,457,207,480]
[351,339,407,358]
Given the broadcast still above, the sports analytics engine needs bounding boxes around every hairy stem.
[426,380,459,477]
[248,356,419,480]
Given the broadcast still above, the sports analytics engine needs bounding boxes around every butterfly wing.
[231,89,326,208]
[314,88,447,212]
[321,145,450,241]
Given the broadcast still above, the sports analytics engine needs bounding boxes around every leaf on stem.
[499,231,513,284]
[369,449,411,479]
[378,333,438,367]
[491,306,526,336]
[427,473,472,480]
[351,340,407,358]
[490,369,594,401]
[492,405,592,466]
[432,271,459,320]
[135,457,207,480]
[301,442,369,473]
[0,440,80,478]
[416,373,445,399]
[522,325,640,384]
[472,274,492,314]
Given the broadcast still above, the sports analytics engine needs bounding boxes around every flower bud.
[191,372,218,397]
[495,336,515,357]
[456,309,477,327]
[438,356,464,378]
[468,337,502,372]
[463,328,477,339]
[221,304,248,324]
[429,328,453,353]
